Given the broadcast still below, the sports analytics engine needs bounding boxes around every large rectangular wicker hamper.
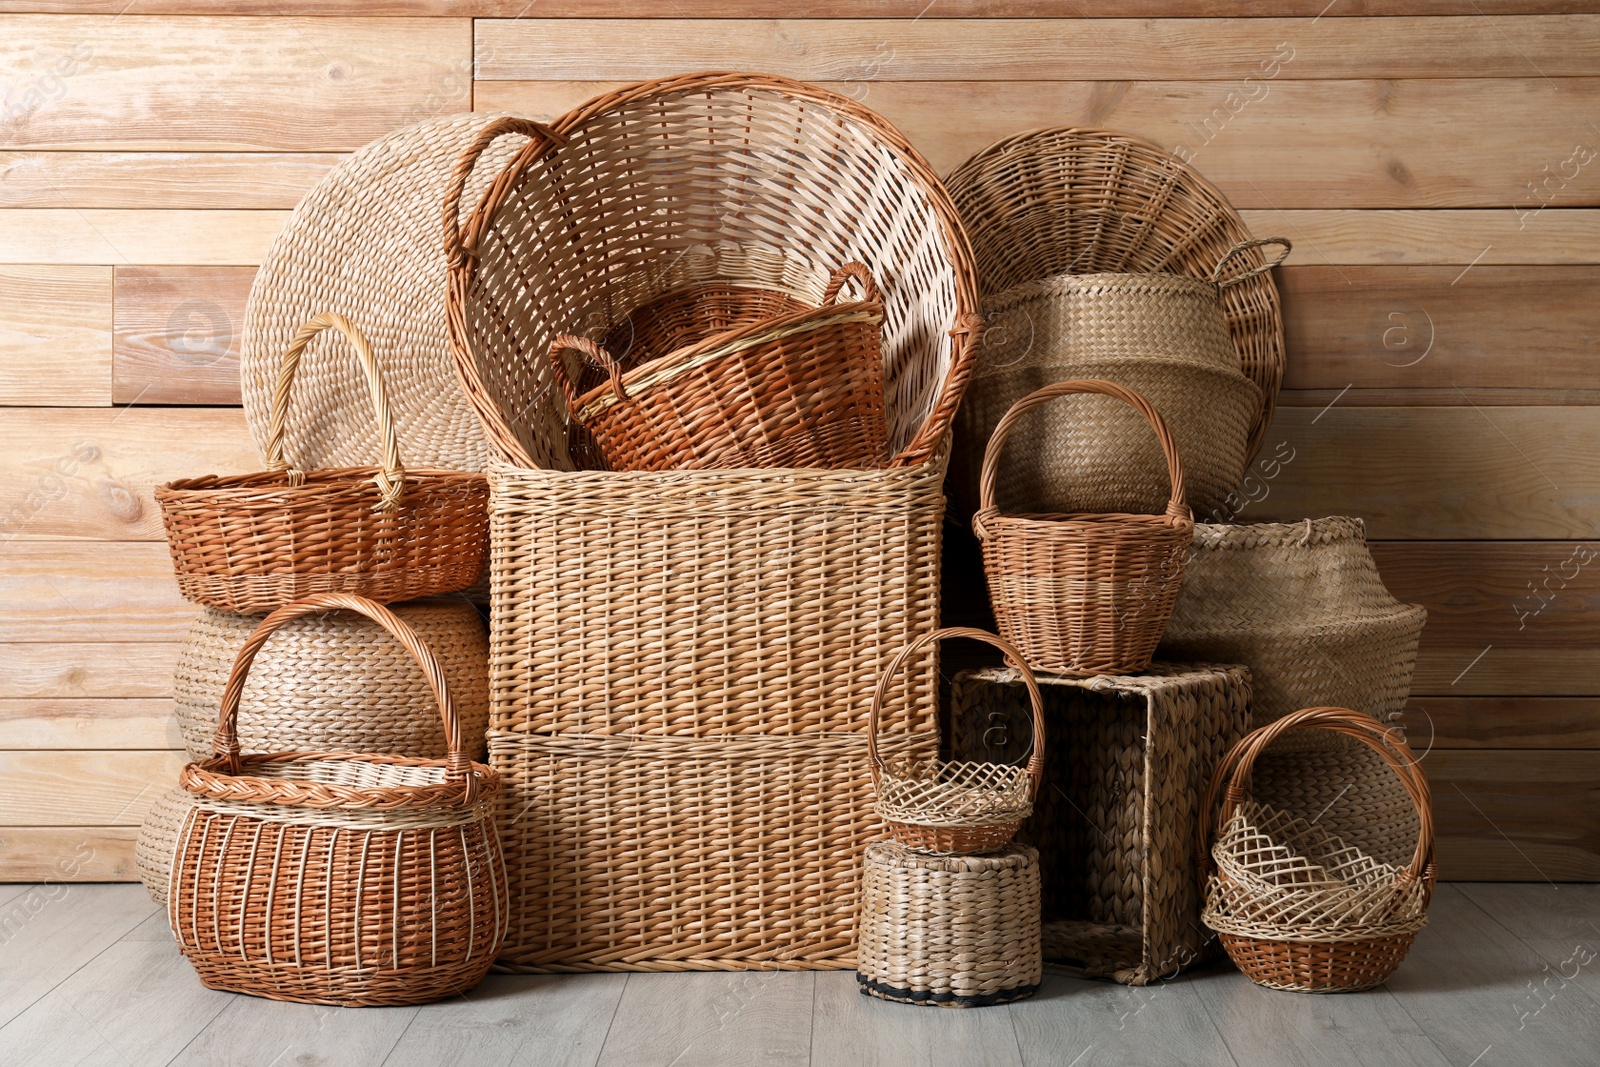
[488,456,947,970]
[951,663,1251,985]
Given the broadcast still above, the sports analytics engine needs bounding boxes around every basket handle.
[210,592,477,802]
[972,378,1190,539]
[1211,237,1292,289]
[1196,706,1436,901]
[866,626,1047,802]
[821,261,883,307]
[442,116,566,272]
[263,312,404,513]
[547,333,628,417]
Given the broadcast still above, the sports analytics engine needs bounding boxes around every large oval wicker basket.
[444,75,980,471]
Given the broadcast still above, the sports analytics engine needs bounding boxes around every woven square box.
[950,663,1250,985]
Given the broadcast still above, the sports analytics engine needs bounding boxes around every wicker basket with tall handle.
[170,592,505,1007]
[870,627,1046,855]
[974,379,1194,676]
[157,313,487,614]
[1198,706,1435,994]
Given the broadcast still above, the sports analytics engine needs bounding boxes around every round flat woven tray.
[242,112,532,472]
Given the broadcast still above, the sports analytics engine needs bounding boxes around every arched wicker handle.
[211,592,474,799]
[866,626,1047,801]
[973,378,1190,539]
[821,261,883,307]
[1211,237,1292,289]
[442,116,566,272]
[546,333,627,416]
[264,312,403,513]
[1197,706,1436,901]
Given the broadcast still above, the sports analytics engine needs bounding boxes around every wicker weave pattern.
[135,787,195,907]
[856,841,1042,1007]
[444,75,980,472]
[492,729,936,971]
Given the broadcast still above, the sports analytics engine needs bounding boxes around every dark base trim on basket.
[855,973,1039,1008]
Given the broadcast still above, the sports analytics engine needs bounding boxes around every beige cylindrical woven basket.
[975,379,1194,675]
[157,314,488,614]
[947,127,1287,462]
[171,593,505,1007]
[1200,707,1435,994]
[135,787,196,907]
[857,841,1043,1007]
[173,599,489,762]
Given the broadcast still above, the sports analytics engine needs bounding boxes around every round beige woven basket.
[134,787,196,907]
[242,112,530,472]
[173,599,489,762]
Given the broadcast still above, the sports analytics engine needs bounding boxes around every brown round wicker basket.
[171,592,505,1007]
[974,379,1194,676]
[869,627,1045,855]
[1199,707,1435,994]
[443,76,980,472]
[157,314,487,614]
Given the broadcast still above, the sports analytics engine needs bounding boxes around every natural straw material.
[157,314,488,614]
[946,127,1287,461]
[135,787,196,907]
[170,593,505,1007]
[444,75,981,471]
[552,262,890,471]
[975,379,1193,675]
[1200,707,1435,994]
[173,601,489,762]
[856,841,1042,1007]
[870,628,1045,856]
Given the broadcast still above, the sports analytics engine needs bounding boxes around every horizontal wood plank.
[0,152,338,209]
[1408,697,1600,749]
[0,827,137,882]
[477,78,1600,208]
[1240,210,1600,264]
[0,210,286,265]
[0,408,254,540]
[0,16,472,150]
[1428,749,1600,880]
[476,18,1600,81]
[0,750,182,825]
[0,643,178,699]
[3,2,1589,15]
[0,542,192,643]
[0,699,179,750]
[0,265,110,406]
[113,266,252,405]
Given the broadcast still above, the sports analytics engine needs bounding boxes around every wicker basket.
[856,841,1042,1007]
[974,379,1194,675]
[444,75,980,472]
[173,600,488,762]
[157,313,487,614]
[870,627,1044,855]
[1200,707,1435,993]
[946,127,1287,462]
[550,262,889,472]
[171,593,505,1007]
[947,244,1284,519]
[135,787,196,907]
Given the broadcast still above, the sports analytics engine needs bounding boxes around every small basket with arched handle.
[973,378,1194,675]
[156,313,487,613]
[170,592,506,1007]
[1198,706,1436,993]
[870,627,1046,855]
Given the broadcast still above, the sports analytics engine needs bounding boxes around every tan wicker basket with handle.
[1199,706,1435,994]
[170,592,505,1007]
[549,262,890,471]
[974,379,1194,676]
[870,627,1045,855]
[157,314,487,614]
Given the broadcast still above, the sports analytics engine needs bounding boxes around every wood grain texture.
[0,642,178,699]
[1240,210,1600,264]
[0,407,254,540]
[1428,750,1600,881]
[0,210,286,265]
[171,997,419,1067]
[0,264,110,407]
[4,2,1593,15]
[1456,882,1600,939]
[0,16,472,150]
[476,18,1600,81]
[0,152,338,209]
[0,542,191,643]
[596,972,812,1067]
[113,266,252,405]
[0,828,136,882]
[478,78,1600,208]
[0,699,178,750]
[1009,972,1235,1066]
[0,749,180,824]
[811,970,1024,1067]
[384,974,628,1067]
[1411,698,1600,749]
[0,883,159,1027]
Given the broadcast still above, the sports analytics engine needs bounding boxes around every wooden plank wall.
[1,5,1596,882]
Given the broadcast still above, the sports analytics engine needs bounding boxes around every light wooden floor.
[0,883,1595,1067]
